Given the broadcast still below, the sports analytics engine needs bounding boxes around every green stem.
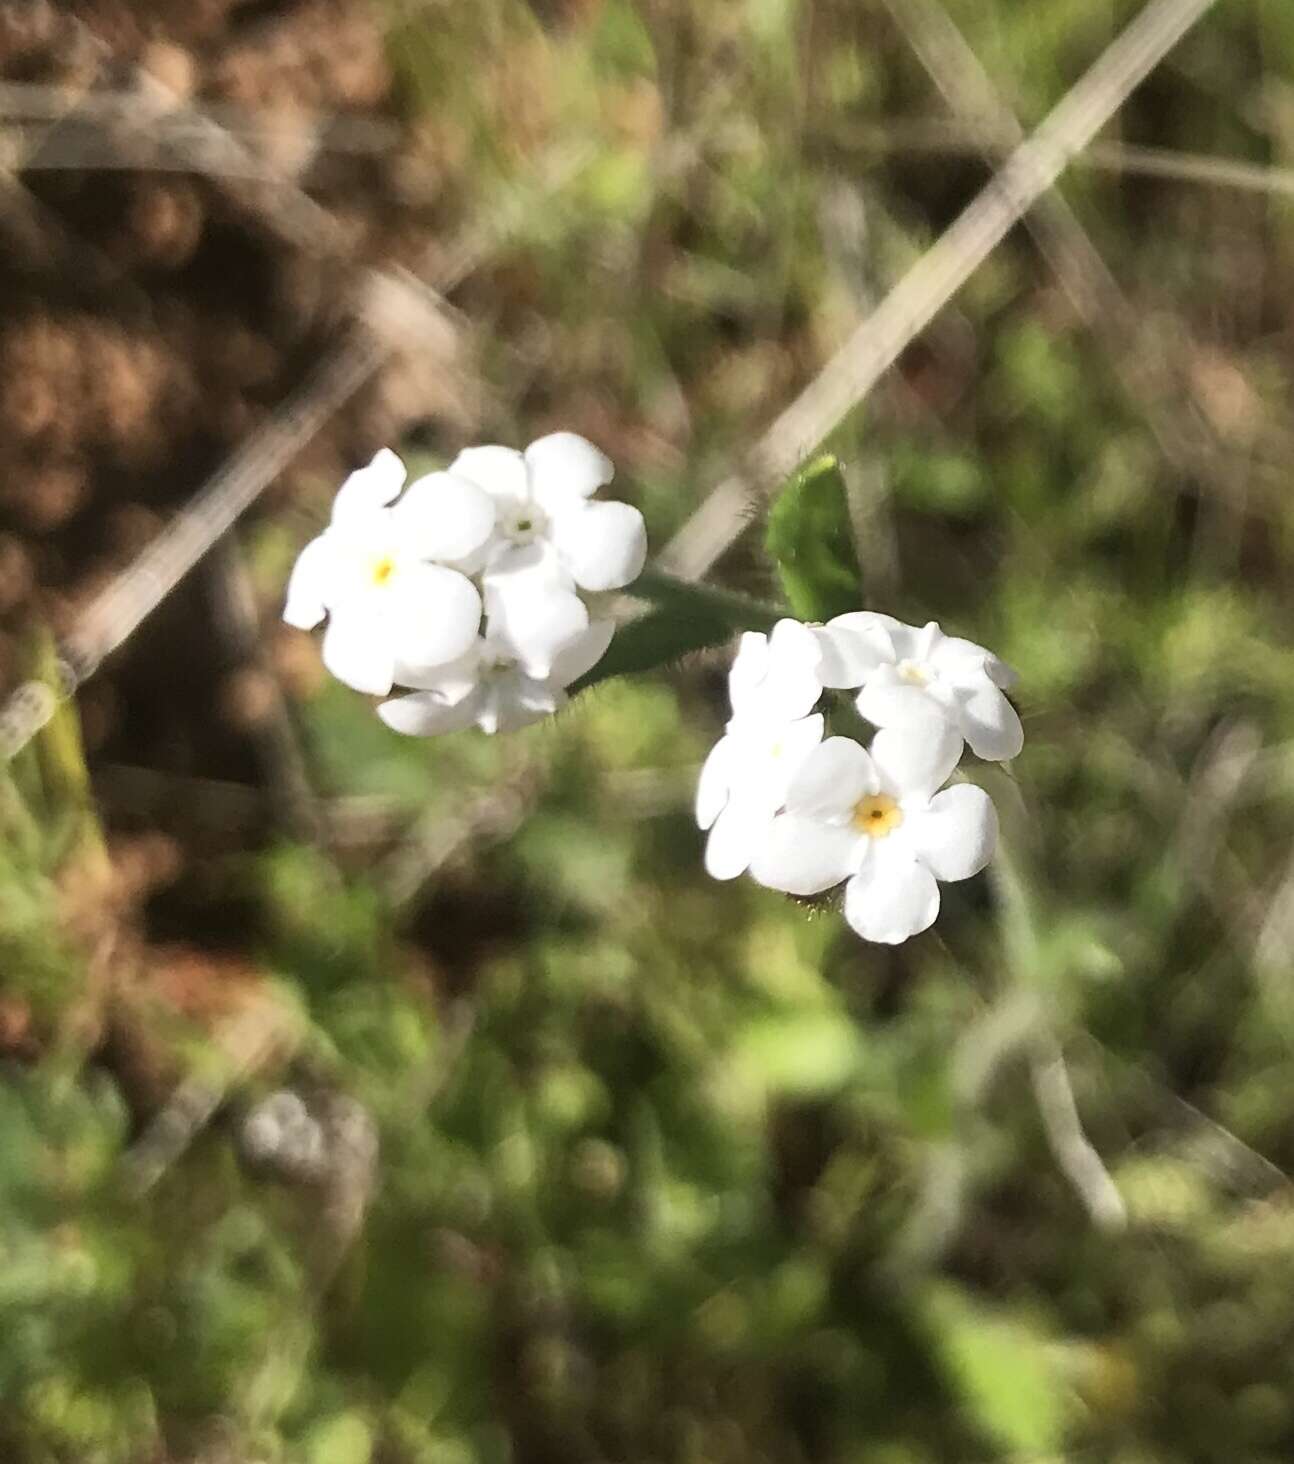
[629,567,784,632]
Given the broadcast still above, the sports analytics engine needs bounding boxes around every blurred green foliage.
[6,0,1294,1461]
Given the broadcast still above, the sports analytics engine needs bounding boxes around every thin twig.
[0,81,398,149]
[815,181,904,598]
[62,328,384,689]
[126,63,347,254]
[825,118,1294,204]
[1030,1038,1127,1230]
[658,0,1224,581]
[876,0,1232,499]
[1080,1032,1292,1197]
[0,30,149,302]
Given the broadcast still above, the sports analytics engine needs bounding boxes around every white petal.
[393,471,497,564]
[483,539,575,599]
[704,800,774,881]
[390,564,482,670]
[881,619,929,663]
[283,534,335,630]
[985,656,1019,691]
[695,736,734,830]
[914,621,944,659]
[768,617,824,668]
[750,814,856,896]
[956,683,1024,761]
[868,719,963,802]
[855,667,948,730]
[485,581,589,680]
[729,619,822,725]
[332,448,407,524]
[525,431,614,511]
[811,614,894,688]
[550,500,647,592]
[927,632,1016,690]
[843,858,940,945]
[908,783,998,882]
[727,632,770,707]
[827,611,901,638]
[397,643,482,698]
[548,619,616,688]
[378,688,484,737]
[928,632,988,670]
[768,713,826,799]
[785,737,878,818]
[448,445,529,509]
[322,603,396,696]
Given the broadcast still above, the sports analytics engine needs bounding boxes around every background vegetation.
[3,0,1294,1459]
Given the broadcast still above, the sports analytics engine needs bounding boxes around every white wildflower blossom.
[750,720,997,945]
[695,607,1012,943]
[809,612,1022,761]
[283,448,494,696]
[694,620,826,880]
[449,431,647,677]
[378,621,615,738]
[285,433,643,736]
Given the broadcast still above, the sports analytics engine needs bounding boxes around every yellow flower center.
[851,793,903,838]
[370,555,397,588]
[897,659,929,687]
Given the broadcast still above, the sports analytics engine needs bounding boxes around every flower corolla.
[283,448,493,696]
[809,613,1022,760]
[695,609,1019,943]
[284,434,645,734]
[751,720,997,944]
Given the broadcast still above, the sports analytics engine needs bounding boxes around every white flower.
[694,620,826,880]
[449,432,647,677]
[726,619,823,727]
[750,719,997,944]
[808,613,1022,761]
[283,448,496,696]
[377,620,615,738]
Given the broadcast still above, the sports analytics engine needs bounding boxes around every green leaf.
[304,1412,373,1464]
[926,1285,1070,1455]
[731,1009,863,1099]
[764,455,863,622]
[571,606,732,693]
[571,570,781,693]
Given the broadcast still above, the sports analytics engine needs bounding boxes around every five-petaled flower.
[283,448,494,696]
[450,433,647,678]
[750,720,998,945]
[809,613,1022,761]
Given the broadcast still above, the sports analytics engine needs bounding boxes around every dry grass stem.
[659,0,1224,581]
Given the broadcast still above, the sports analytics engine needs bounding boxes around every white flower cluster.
[695,613,1022,945]
[283,433,646,735]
